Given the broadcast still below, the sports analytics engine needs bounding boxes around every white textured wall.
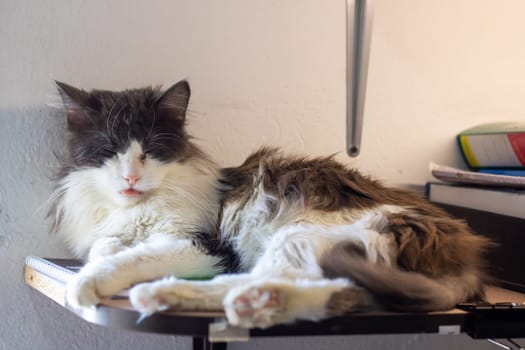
[1,0,524,349]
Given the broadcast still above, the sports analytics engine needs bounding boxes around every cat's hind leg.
[222,221,387,328]
[223,277,369,328]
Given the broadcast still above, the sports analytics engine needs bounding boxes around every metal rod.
[346,0,374,157]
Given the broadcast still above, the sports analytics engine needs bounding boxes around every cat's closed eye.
[100,147,117,158]
[142,140,179,161]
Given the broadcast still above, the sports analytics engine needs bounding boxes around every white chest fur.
[52,157,221,259]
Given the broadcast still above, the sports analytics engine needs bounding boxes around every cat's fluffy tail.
[321,242,486,312]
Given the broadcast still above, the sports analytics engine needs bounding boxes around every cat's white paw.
[224,285,283,329]
[129,282,171,315]
[66,260,122,309]
[66,273,100,309]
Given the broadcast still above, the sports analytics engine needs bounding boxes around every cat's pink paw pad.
[129,284,170,315]
[135,295,167,310]
[224,286,282,328]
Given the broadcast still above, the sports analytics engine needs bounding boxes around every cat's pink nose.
[123,175,141,186]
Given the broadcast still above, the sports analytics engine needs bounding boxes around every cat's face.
[57,80,193,206]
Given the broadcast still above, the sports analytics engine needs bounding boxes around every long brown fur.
[221,148,492,313]
[322,210,491,312]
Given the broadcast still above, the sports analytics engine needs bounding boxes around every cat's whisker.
[150,132,184,141]
[146,110,157,140]
[148,142,173,151]
[40,163,69,169]
[150,132,181,138]
[106,98,120,138]
[163,185,209,203]
[109,103,128,139]
[185,108,205,118]
[43,188,67,210]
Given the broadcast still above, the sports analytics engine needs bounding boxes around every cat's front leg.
[66,259,118,308]
[66,237,128,307]
[129,273,252,316]
[66,235,223,309]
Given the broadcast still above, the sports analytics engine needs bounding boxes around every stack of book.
[428,164,525,219]
[427,122,525,293]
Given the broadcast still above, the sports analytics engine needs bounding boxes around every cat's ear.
[155,80,191,123]
[55,81,98,128]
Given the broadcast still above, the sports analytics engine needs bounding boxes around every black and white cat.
[51,80,490,328]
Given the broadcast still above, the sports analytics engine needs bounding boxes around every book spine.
[457,132,525,169]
